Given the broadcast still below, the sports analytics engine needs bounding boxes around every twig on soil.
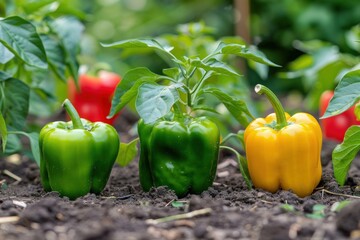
[2,170,22,183]
[0,216,19,224]
[259,199,276,204]
[146,208,212,225]
[100,194,134,200]
[164,199,174,207]
[320,189,360,199]
[12,200,27,208]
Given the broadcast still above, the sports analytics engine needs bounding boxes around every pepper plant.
[321,69,360,186]
[0,1,84,163]
[102,25,279,197]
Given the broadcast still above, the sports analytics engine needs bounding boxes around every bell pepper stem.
[63,99,84,129]
[255,84,287,129]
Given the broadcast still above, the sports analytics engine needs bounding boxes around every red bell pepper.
[68,70,121,125]
[319,90,360,142]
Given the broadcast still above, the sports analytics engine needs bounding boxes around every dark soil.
[1,112,360,240]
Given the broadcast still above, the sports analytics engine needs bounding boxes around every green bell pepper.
[39,99,119,200]
[138,116,220,197]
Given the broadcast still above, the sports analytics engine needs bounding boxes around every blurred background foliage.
[77,0,359,108]
[2,0,360,113]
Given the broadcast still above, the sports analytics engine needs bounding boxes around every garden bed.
[1,126,360,240]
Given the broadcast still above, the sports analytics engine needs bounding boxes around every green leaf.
[116,139,139,167]
[281,204,296,212]
[171,201,186,208]
[0,112,7,152]
[50,16,84,84]
[29,86,57,117]
[305,204,326,219]
[22,0,59,15]
[136,83,180,124]
[101,38,174,59]
[249,60,269,80]
[23,132,40,165]
[3,134,22,155]
[0,16,47,69]
[355,103,360,121]
[322,69,360,118]
[201,88,254,127]
[332,125,360,185]
[0,44,14,64]
[214,42,280,67]
[0,78,30,130]
[1,181,7,190]
[8,131,40,165]
[40,34,66,82]
[0,71,11,81]
[191,58,241,77]
[331,201,352,212]
[109,68,160,118]
[163,67,181,79]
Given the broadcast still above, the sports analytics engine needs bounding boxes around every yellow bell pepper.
[244,84,322,197]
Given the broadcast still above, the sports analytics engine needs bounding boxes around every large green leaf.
[108,68,160,118]
[136,83,180,124]
[22,0,59,15]
[10,131,40,166]
[332,126,360,185]
[50,16,84,84]
[201,88,254,127]
[101,38,174,60]
[190,58,241,77]
[0,78,30,130]
[322,69,360,118]
[3,134,22,155]
[213,42,280,67]
[40,34,66,82]
[0,16,47,69]
[0,44,14,64]
[0,71,11,81]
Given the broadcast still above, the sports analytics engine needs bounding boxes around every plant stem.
[220,133,239,145]
[220,145,252,189]
[191,71,211,105]
[255,84,287,130]
[173,103,185,120]
[62,99,84,129]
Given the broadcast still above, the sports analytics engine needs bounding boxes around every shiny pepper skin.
[138,117,220,198]
[244,112,322,197]
[39,100,120,200]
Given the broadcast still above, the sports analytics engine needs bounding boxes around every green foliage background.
[78,0,360,94]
